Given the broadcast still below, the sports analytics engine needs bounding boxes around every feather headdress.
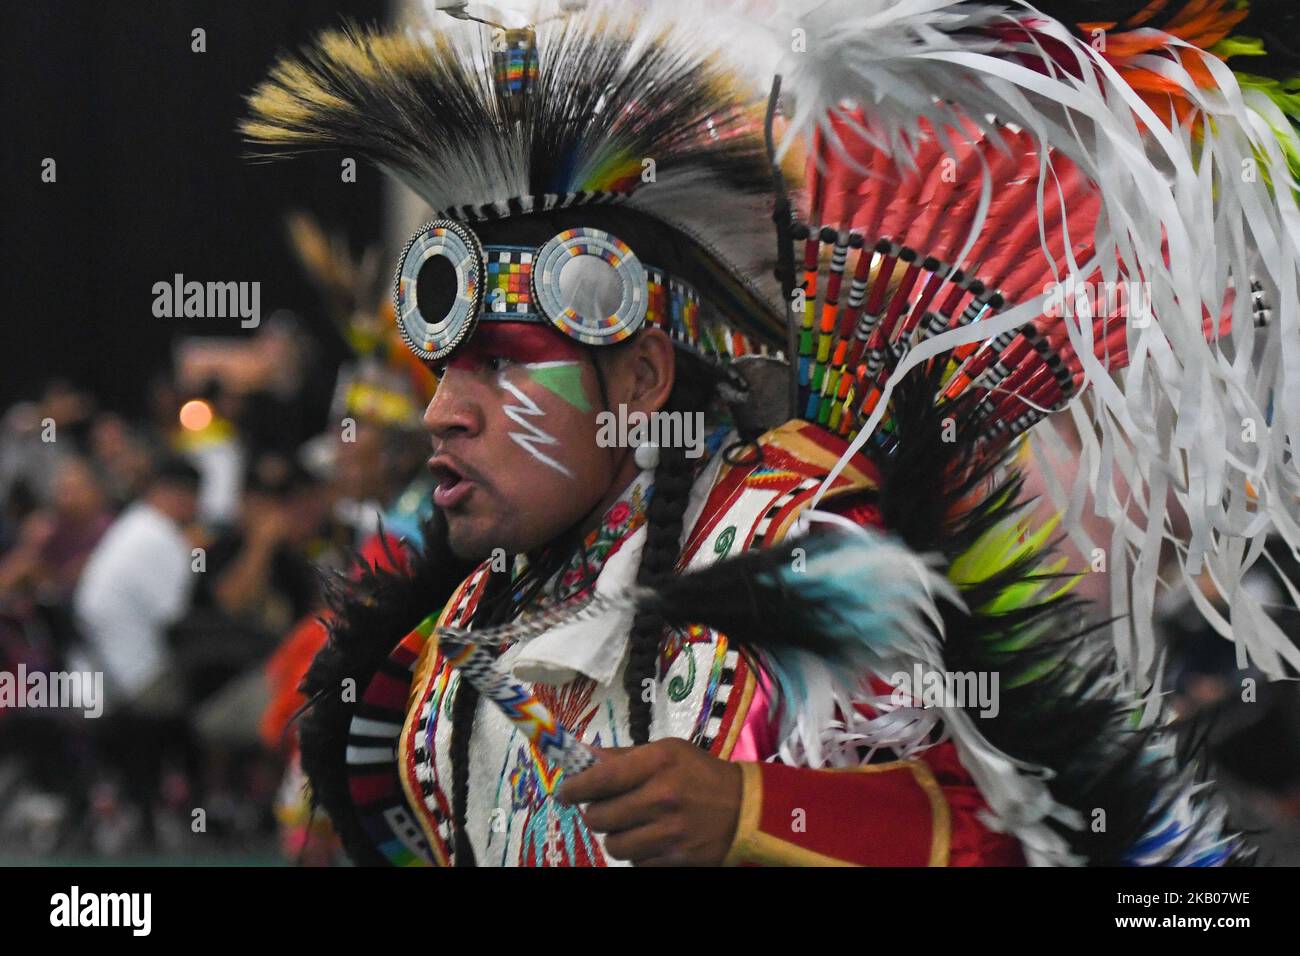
[242,3,784,344]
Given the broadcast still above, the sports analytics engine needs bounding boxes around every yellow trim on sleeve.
[906,759,952,867]
[723,762,776,866]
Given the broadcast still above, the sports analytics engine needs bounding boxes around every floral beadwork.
[553,486,646,601]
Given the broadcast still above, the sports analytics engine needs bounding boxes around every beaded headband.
[394,219,764,367]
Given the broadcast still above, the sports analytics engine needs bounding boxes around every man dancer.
[242,0,1300,866]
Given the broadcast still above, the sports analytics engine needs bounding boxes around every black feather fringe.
[297,511,473,866]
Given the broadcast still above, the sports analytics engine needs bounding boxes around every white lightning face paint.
[498,371,575,478]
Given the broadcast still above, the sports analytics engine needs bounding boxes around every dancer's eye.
[438,354,513,374]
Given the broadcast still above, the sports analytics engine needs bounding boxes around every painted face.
[423,321,621,561]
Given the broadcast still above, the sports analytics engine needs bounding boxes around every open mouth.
[428,455,477,510]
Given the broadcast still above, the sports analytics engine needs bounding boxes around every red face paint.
[443,321,585,373]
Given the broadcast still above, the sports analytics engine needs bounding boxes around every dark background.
[1,0,389,417]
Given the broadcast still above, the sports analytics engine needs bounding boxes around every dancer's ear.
[602,327,676,417]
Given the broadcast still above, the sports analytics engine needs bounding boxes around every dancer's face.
[423,321,675,562]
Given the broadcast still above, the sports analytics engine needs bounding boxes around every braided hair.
[620,350,721,744]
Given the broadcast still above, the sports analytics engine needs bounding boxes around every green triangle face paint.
[524,361,591,412]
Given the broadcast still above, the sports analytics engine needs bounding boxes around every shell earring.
[634,441,660,471]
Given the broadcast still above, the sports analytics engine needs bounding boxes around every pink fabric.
[729,666,778,761]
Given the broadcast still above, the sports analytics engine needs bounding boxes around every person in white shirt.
[73,459,200,713]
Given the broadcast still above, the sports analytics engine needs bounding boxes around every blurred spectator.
[155,453,329,850]
[0,454,114,850]
[0,378,97,512]
[0,404,62,509]
[235,313,331,460]
[0,456,112,609]
[88,413,156,508]
[197,453,324,639]
[176,453,327,726]
[72,457,201,711]
[0,478,40,556]
[329,419,427,544]
[147,373,183,447]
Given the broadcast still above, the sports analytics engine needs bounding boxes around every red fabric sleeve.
[724,741,1024,866]
[723,656,1026,865]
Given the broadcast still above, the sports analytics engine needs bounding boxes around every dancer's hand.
[556,738,743,866]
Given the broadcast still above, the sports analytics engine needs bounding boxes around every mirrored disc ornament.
[533,228,647,346]
[394,219,485,361]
